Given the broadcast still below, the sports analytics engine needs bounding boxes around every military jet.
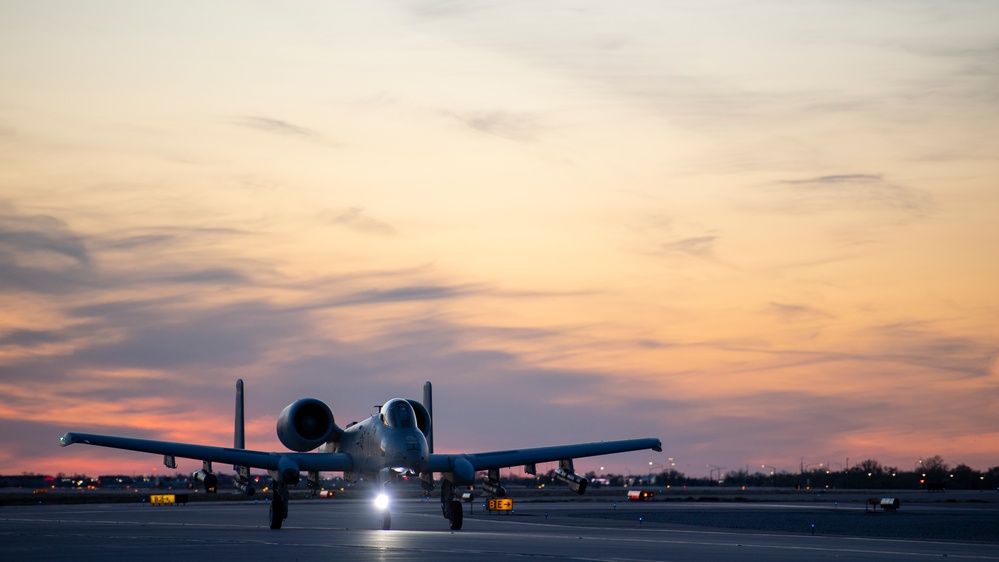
[61,380,661,530]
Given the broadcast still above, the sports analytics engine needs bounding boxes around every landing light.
[374,493,390,511]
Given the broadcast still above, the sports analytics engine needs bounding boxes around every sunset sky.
[1,1,997,479]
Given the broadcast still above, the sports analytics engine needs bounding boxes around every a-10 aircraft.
[61,380,661,530]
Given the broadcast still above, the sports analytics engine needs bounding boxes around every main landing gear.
[270,481,289,530]
[440,479,463,530]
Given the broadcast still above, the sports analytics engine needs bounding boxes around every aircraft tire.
[382,511,391,530]
[269,502,283,530]
[440,479,453,519]
[449,500,463,530]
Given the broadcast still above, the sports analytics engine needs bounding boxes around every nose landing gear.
[374,491,392,530]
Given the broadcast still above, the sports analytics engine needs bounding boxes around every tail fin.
[233,379,254,495]
[235,379,245,449]
[423,381,433,454]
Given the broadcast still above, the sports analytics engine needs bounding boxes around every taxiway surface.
[2,495,997,561]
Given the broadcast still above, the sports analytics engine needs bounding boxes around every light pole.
[707,465,725,484]
[761,465,778,488]
[803,463,823,488]
[648,462,664,485]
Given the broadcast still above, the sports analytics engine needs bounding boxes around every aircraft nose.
[394,434,428,470]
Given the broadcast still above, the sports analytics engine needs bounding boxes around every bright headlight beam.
[374,493,389,510]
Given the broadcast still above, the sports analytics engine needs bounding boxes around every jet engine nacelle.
[277,398,343,452]
[193,469,218,493]
[405,399,432,440]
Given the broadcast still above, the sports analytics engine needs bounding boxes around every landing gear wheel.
[440,479,453,519]
[269,502,283,530]
[440,478,464,530]
[270,481,289,530]
[448,500,463,530]
[382,510,392,530]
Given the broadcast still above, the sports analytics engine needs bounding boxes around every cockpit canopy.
[380,398,417,429]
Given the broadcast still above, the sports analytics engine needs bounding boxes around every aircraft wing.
[59,432,354,472]
[425,437,661,478]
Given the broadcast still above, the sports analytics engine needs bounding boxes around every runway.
[2,495,997,561]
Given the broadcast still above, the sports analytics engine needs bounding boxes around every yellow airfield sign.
[487,498,513,511]
[150,494,176,504]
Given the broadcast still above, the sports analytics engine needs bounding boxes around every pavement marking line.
[409,512,999,560]
[3,527,994,562]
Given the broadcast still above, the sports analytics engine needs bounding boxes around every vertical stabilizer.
[235,379,245,449]
[423,381,433,454]
[233,379,254,495]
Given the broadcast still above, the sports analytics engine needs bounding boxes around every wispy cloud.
[157,268,250,285]
[0,328,66,347]
[784,174,883,185]
[0,207,91,265]
[899,40,999,104]
[233,116,331,143]
[69,299,310,370]
[865,322,998,380]
[321,207,398,237]
[0,206,94,294]
[775,174,932,214]
[0,208,267,296]
[326,285,473,308]
[767,302,831,322]
[408,0,490,18]
[94,234,175,251]
[446,110,541,142]
[0,124,17,150]
[657,235,716,258]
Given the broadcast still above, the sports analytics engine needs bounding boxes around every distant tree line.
[5,455,997,492]
[503,456,999,491]
[712,456,998,491]
[0,473,201,490]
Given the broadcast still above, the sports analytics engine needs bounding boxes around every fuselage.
[321,398,429,480]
